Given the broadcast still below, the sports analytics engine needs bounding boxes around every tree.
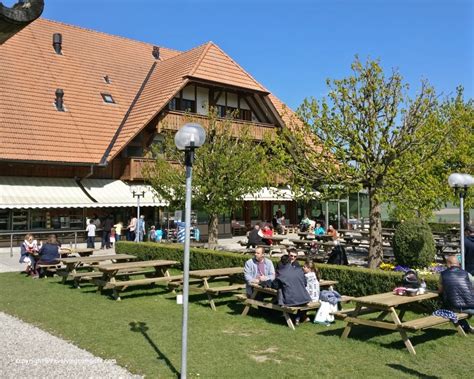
[385,88,474,220]
[143,109,278,248]
[290,57,453,268]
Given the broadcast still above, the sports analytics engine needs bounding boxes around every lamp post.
[448,173,474,270]
[130,185,147,243]
[174,122,206,379]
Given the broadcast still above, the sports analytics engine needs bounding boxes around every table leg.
[202,278,217,311]
[389,307,416,355]
[241,288,258,316]
[284,312,295,330]
[376,311,389,321]
[341,304,362,339]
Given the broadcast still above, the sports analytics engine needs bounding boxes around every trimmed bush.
[116,241,441,300]
[392,221,436,268]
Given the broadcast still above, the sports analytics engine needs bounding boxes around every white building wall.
[196,87,209,115]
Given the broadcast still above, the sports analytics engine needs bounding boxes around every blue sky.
[31,0,473,109]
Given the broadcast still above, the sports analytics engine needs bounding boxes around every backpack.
[402,270,420,289]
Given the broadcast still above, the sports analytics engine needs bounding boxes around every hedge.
[116,241,441,302]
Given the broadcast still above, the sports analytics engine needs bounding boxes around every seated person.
[439,254,474,334]
[327,225,339,240]
[303,259,320,302]
[261,224,273,245]
[276,215,286,234]
[315,223,325,235]
[35,234,61,278]
[271,255,312,322]
[288,248,301,268]
[244,246,275,297]
[299,214,311,232]
[19,233,40,276]
[246,224,263,248]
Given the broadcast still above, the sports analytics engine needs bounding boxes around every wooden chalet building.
[0,18,313,240]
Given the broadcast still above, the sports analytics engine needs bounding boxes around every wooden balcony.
[120,157,154,181]
[157,111,276,141]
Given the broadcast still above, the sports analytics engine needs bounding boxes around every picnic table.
[59,247,95,257]
[93,259,179,300]
[187,267,245,310]
[338,291,469,355]
[239,280,343,330]
[58,254,137,286]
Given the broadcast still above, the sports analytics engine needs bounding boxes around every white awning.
[81,179,167,207]
[0,176,95,209]
[242,187,320,202]
[242,187,294,201]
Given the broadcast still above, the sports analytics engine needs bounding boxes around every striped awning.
[81,179,167,207]
[0,176,95,209]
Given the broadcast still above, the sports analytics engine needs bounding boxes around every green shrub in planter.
[392,221,435,268]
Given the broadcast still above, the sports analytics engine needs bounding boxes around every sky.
[20,0,473,110]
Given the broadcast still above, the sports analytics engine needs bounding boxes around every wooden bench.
[238,292,354,330]
[36,263,63,276]
[205,283,246,295]
[108,274,184,300]
[400,313,469,335]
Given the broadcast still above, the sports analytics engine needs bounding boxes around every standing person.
[35,235,60,278]
[93,214,101,228]
[101,214,114,249]
[128,216,137,242]
[439,254,474,334]
[138,215,146,242]
[244,246,275,297]
[86,219,96,249]
[113,221,123,242]
[464,224,474,275]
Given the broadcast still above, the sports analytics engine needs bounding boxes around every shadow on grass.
[129,321,180,378]
[386,363,440,379]
[317,323,457,353]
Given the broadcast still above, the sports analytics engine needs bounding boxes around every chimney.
[53,33,62,54]
[152,46,160,60]
[55,88,64,111]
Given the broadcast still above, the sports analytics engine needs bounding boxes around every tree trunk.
[367,186,383,269]
[207,213,219,249]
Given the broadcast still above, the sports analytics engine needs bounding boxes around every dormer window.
[101,93,115,104]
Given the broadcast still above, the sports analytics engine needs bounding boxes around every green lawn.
[0,272,472,378]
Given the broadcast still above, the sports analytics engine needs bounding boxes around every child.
[155,228,163,242]
[303,259,320,302]
[110,228,116,247]
[19,233,40,276]
[148,225,157,242]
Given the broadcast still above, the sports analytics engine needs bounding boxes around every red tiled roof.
[0,18,179,164]
[0,18,295,165]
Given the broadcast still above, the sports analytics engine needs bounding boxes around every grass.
[0,272,472,378]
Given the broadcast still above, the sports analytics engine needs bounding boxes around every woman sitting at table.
[327,225,339,241]
[315,223,325,236]
[261,224,273,245]
[35,234,60,278]
[19,233,40,276]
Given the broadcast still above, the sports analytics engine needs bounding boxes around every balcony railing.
[121,157,154,181]
[157,111,276,140]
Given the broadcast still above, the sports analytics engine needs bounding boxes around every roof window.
[101,93,115,104]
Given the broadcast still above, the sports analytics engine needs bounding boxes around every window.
[181,99,195,113]
[101,93,115,104]
[240,109,252,121]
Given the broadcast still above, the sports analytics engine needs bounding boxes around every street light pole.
[448,173,474,270]
[131,186,146,243]
[174,123,206,379]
